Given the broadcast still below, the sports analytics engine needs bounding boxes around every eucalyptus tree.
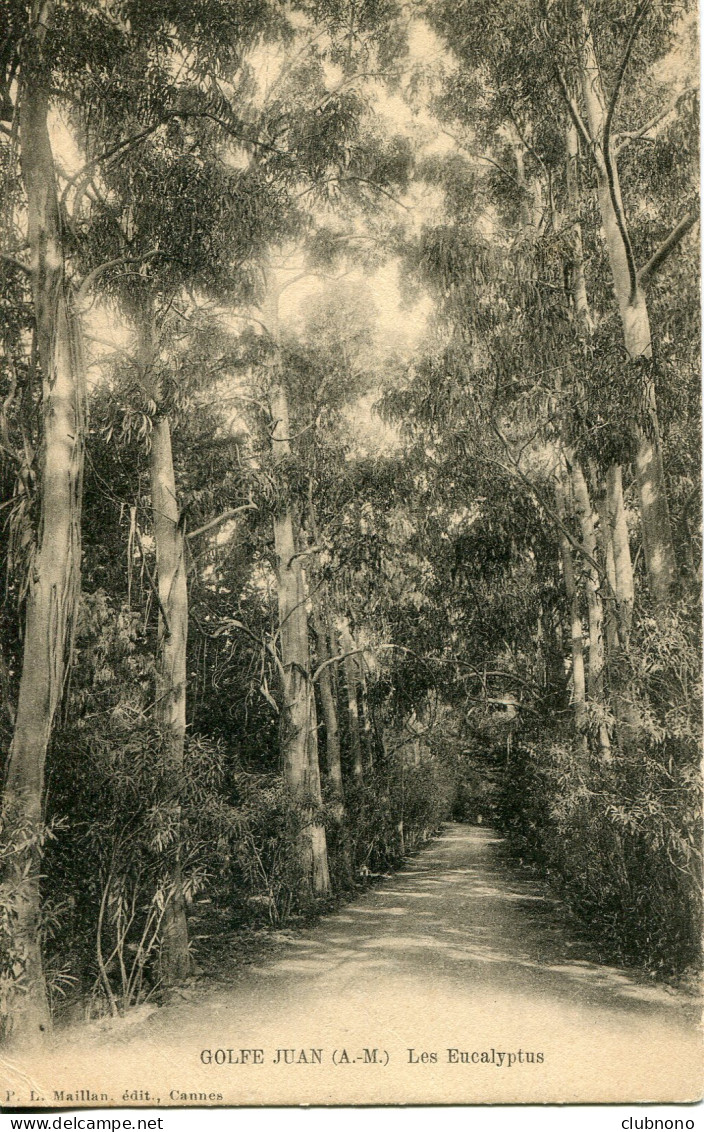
[405,37,604,753]
[247,263,388,894]
[425,0,699,618]
[405,0,701,970]
[64,0,367,957]
[203,0,413,893]
[412,0,699,789]
[0,0,296,1039]
[554,1,697,612]
[0,0,98,1042]
[273,279,384,881]
[75,125,277,980]
[79,0,411,905]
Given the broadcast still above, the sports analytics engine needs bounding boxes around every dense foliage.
[0,0,700,1041]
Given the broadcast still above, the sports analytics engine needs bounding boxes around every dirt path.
[3,825,701,1105]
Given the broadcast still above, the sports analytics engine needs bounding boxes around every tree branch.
[59,122,167,209]
[440,130,522,188]
[0,252,31,275]
[132,524,171,639]
[554,65,593,155]
[613,90,693,156]
[298,176,410,211]
[225,618,286,683]
[602,3,650,302]
[186,503,258,541]
[488,419,608,584]
[311,647,367,685]
[506,110,549,181]
[637,209,699,287]
[341,176,411,211]
[286,545,322,568]
[270,422,315,444]
[175,110,285,157]
[604,0,651,151]
[75,250,163,306]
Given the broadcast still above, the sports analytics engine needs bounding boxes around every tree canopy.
[0,0,700,1042]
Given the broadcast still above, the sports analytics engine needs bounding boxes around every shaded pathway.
[3,825,701,1105]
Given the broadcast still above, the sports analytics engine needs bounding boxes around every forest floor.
[4,824,702,1105]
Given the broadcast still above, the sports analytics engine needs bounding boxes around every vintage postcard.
[0,0,701,1111]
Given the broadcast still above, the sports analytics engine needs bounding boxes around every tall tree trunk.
[270,380,330,896]
[543,605,569,712]
[305,672,329,895]
[311,602,353,884]
[136,311,191,983]
[1,85,83,1042]
[565,121,593,335]
[555,478,588,762]
[311,602,343,797]
[593,474,619,659]
[304,502,345,809]
[565,115,635,649]
[571,459,611,756]
[338,618,364,784]
[605,464,634,646]
[149,414,191,982]
[360,671,375,772]
[602,474,641,746]
[563,106,638,761]
[576,10,676,612]
[1,43,86,1043]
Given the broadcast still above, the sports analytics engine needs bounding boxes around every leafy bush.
[41,593,242,1017]
[496,604,702,978]
[0,805,65,1040]
[341,745,455,878]
[219,771,327,924]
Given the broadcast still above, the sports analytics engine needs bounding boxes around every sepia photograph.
[0,0,701,1111]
